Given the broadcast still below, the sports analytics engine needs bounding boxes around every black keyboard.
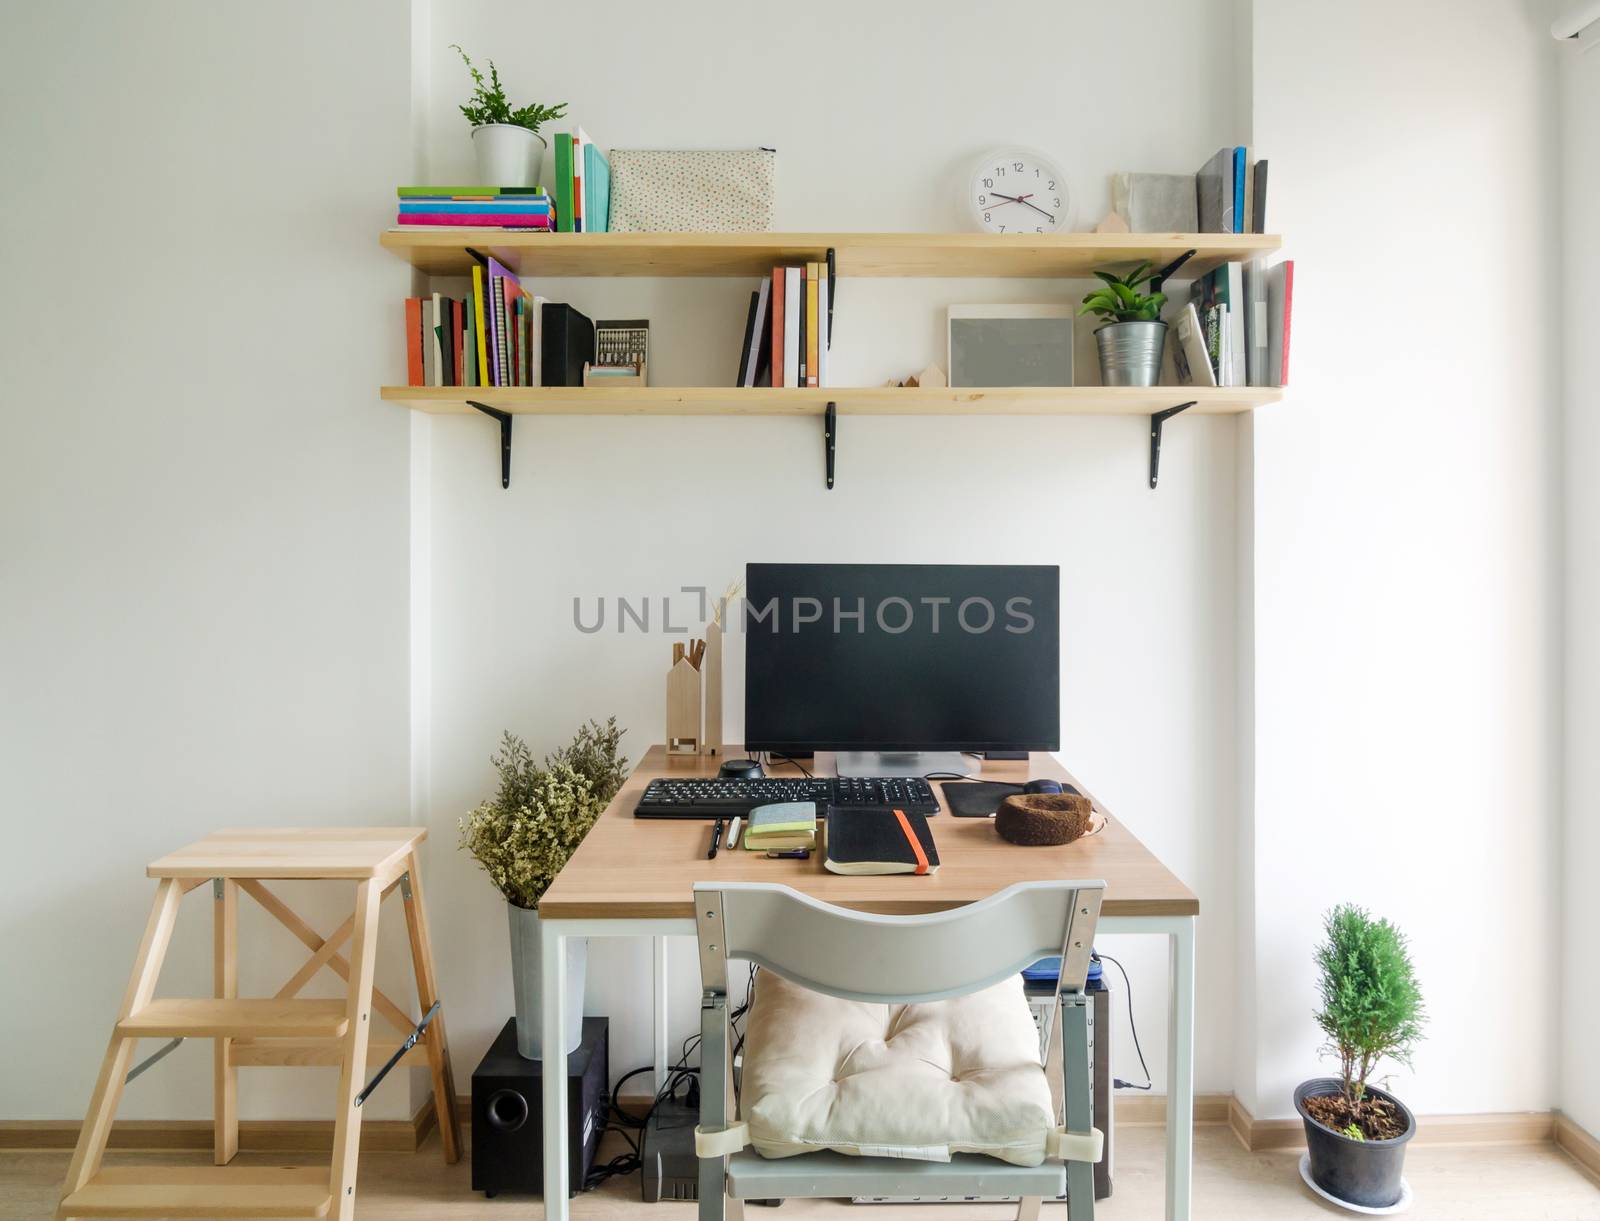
[634,775,940,819]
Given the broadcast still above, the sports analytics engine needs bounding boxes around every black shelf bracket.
[1151,248,1197,297]
[826,246,836,348]
[1149,401,1196,490]
[824,402,837,490]
[466,400,513,489]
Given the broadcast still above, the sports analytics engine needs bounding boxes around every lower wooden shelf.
[380,385,1282,416]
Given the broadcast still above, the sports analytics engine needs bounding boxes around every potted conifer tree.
[1295,905,1426,1211]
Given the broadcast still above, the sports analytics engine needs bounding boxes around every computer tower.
[471,1016,608,1199]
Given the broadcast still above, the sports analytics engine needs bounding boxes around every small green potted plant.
[1295,905,1425,1211]
[452,45,568,190]
[1079,261,1169,386]
[460,719,626,1059]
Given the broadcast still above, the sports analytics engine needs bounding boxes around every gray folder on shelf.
[1111,172,1199,233]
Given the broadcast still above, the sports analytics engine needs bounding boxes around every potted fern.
[1295,905,1425,1211]
[1079,261,1168,386]
[460,719,626,1059]
[452,45,567,190]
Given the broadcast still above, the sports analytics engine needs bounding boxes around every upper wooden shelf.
[380,230,1282,279]
[381,385,1282,416]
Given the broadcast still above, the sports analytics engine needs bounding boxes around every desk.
[536,747,1198,1220]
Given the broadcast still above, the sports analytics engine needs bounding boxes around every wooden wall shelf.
[381,385,1281,416]
[380,230,1281,279]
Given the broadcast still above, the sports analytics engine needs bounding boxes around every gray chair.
[692,879,1106,1221]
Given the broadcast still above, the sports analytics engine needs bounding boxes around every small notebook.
[824,807,939,876]
[744,802,817,851]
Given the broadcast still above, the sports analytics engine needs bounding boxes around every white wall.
[0,0,1578,1130]
[1244,0,1563,1117]
[0,4,419,1119]
[1558,18,1600,1140]
[419,0,1246,1098]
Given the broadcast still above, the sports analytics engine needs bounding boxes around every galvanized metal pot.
[1094,320,1168,387]
[507,902,586,1060]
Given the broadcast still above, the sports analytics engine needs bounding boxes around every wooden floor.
[8,1122,1596,1219]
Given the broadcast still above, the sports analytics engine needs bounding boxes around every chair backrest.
[693,880,1104,1004]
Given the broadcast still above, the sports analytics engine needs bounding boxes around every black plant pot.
[1294,1077,1416,1209]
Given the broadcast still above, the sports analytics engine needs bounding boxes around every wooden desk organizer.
[665,622,723,756]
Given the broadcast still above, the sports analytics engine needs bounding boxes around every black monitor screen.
[743,563,1060,753]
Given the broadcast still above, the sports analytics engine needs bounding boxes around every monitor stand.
[834,751,974,779]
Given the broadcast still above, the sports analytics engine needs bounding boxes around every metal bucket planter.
[472,124,546,189]
[507,902,586,1060]
[1295,1077,1416,1210]
[1094,320,1167,386]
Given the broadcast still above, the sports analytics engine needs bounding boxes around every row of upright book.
[551,129,610,233]
[1196,146,1268,234]
[1173,259,1294,388]
[734,262,832,388]
[403,256,590,387]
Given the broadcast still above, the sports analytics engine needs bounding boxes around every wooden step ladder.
[56,828,461,1220]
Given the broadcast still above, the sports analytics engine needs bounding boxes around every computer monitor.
[743,563,1060,777]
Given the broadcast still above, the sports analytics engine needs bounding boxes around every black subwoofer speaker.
[470,1016,608,1199]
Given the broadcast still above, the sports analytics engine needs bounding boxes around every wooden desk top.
[537,748,1196,920]
[148,827,426,880]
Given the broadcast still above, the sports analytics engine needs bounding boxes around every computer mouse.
[1023,778,1063,795]
[719,758,764,780]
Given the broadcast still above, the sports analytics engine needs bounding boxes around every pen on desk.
[707,817,724,860]
[727,816,742,849]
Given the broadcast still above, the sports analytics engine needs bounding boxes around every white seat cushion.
[739,970,1055,1167]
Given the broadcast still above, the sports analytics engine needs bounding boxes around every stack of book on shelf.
[395,186,553,229]
[552,129,610,233]
[1172,258,1294,390]
[734,262,831,388]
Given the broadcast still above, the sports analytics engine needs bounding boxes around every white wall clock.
[967,147,1071,234]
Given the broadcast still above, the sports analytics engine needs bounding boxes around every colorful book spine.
[405,298,424,387]
[397,212,553,228]
[554,134,574,233]
[783,267,800,388]
[397,185,546,197]
[770,267,785,388]
[804,262,819,388]
[584,143,611,233]
[1233,147,1247,235]
[398,197,551,210]
[452,299,465,388]
[816,266,828,389]
[472,264,490,387]
[573,128,589,233]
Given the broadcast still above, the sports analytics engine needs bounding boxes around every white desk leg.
[541,918,572,1218]
[653,935,670,1092]
[1166,916,1196,1221]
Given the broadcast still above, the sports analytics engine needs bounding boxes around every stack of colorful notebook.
[395,186,553,229]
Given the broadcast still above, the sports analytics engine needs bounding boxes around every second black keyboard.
[634,775,940,819]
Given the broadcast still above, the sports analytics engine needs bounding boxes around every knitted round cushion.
[994,793,1094,846]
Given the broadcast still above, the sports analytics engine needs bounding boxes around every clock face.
[968,148,1070,234]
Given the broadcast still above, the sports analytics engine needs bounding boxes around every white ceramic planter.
[507,902,586,1060]
[472,124,546,190]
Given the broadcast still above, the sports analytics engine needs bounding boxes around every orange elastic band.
[892,808,929,876]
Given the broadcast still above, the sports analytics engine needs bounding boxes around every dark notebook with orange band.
[823,806,940,876]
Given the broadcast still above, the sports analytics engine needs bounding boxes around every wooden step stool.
[56,828,461,1220]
